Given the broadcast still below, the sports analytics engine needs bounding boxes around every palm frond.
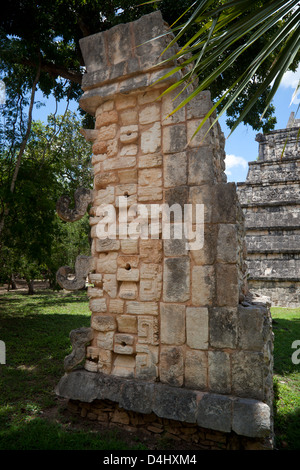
[152,0,300,137]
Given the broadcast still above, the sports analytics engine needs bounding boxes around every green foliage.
[0,111,92,290]
[0,292,299,450]
[0,0,292,131]
[271,307,300,450]
[0,290,147,450]
[0,418,147,450]
[0,0,159,106]
[153,0,300,135]
[46,214,91,289]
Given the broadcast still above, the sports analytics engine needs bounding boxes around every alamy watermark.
[0,340,5,365]
[291,340,300,365]
[95,197,204,251]
[0,80,5,105]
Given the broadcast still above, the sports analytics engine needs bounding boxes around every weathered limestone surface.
[56,369,271,439]
[237,113,300,307]
[64,327,94,372]
[55,11,274,444]
[56,255,94,291]
[56,187,93,222]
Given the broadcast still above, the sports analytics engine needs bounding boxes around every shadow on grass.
[0,311,91,403]
[0,290,89,319]
[272,317,300,376]
[1,312,90,359]
[273,380,300,450]
[0,415,145,450]
[0,290,149,451]
[272,314,300,450]
[1,292,87,302]
[0,290,91,402]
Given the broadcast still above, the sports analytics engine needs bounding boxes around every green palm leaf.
[151,0,300,137]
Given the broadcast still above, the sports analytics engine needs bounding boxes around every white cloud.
[280,66,300,104]
[280,66,300,89]
[225,154,248,175]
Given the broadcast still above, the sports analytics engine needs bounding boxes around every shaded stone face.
[55,11,274,444]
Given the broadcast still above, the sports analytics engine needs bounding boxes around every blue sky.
[221,66,300,183]
[32,67,299,185]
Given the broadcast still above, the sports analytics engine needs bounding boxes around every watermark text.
[95,198,204,251]
[0,340,5,365]
[291,340,300,365]
[0,80,5,105]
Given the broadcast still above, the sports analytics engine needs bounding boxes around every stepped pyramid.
[237,112,300,307]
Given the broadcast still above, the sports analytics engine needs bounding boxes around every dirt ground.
[0,279,50,293]
[1,282,208,451]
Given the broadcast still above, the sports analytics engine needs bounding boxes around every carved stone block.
[209,307,238,349]
[192,265,215,306]
[160,346,184,387]
[98,349,113,374]
[117,315,137,334]
[163,257,190,302]
[112,355,135,378]
[91,314,116,332]
[114,333,135,355]
[117,267,140,282]
[120,239,139,254]
[89,298,107,314]
[160,304,185,345]
[140,122,161,154]
[119,281,138,300]
[137,316,159,345]
[208,350,231,394]
[97,252,118,274]
[96,331,114,350]
[109,299,124,314]
[126,301,159,316]
[63,327,93,372]
[186,307,209,349]
[185,350,207,389]
[103,274,117,298]
[140,263,162,301]
[95,239,120,253]
[135,344,158,380]
[139,240,162,264]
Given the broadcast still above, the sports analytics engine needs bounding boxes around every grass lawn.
[0,287,299,450]
[271,306,300,450]
[0,288,147,450]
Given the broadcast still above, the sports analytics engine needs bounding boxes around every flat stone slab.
[55,369,271,438]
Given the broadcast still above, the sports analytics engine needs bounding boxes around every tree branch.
[21,57,83,85]
[0,55,42,237]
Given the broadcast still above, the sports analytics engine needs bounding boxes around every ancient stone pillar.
[56,11,274,448]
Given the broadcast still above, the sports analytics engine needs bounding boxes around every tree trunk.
[11,274,17,289]
[27,280,35,295]
[7,274,17,291]
[0,56,41,237]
